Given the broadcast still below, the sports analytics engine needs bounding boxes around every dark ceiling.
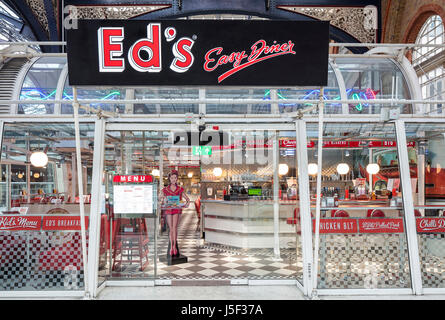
[3,0,381,52]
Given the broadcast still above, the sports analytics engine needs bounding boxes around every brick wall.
[381,0,445,43]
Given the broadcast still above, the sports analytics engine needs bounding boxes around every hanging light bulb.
[366,163,380,175]
[187,172,193,178]
[30,151,48,167]
[278,164,289,175]
[17,172,23,179]
[336,163,350,175]
[151,169,160,177]
[213,167,222,177]
[33,172,40,179]
[308,163,318,175]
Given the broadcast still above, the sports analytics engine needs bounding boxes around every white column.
[87,119,105,298]
[72,87,89,298]
[272,131,281,260]
[312,87,325,298]
[395,119,423,295]
[296,119,313,296]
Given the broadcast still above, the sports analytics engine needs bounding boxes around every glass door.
[100,130,166,280]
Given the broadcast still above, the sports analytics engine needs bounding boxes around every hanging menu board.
[113,184,154,214]
[112,175,155,215]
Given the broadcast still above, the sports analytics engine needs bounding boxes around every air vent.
[0,58,28,114]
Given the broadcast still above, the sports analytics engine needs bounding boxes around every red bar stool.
[333,210,349,218]
[368,209,385,218]
[112,218,150,271]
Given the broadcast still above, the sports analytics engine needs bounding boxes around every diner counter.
[201,199,296,248]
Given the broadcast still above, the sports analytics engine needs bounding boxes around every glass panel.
[0,122,95,291]
[336,58,412,114]
[306,122,411,289]
[206,88,268,114]
[278,66,340,114]
[405,123,445,288]
[62,80,125,114]
[200,129,299,281]
[19,57,65,115]
[133,88,198,114]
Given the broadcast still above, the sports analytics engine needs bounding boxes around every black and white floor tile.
[110,206,302,280]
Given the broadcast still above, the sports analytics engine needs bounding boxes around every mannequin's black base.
[159,254,188,265]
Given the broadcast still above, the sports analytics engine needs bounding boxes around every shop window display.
[0,122,95,291]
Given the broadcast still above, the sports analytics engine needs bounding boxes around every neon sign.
[263,88,378,111]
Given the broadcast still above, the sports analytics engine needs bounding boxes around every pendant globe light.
[308,163,318,175]
[336,150,349,175]
[366,163,380,175]
[30,151,48,167]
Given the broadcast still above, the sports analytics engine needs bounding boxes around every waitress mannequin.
[159,169,190,256]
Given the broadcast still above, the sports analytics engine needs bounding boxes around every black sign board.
[67,20,329,87]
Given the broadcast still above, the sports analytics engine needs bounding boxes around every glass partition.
[278,65,340,115]
[133,88,199,114]
[62,80,126,114]
[405,122,445,288]
[19,57,66,115]
[307,122,411,289]
[0,122,95,291]
[335,58,412,114]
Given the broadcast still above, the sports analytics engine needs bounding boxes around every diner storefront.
[1,19,445,299]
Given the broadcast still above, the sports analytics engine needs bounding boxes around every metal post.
[312,87,325,298]
[72,86,89,298]
[395,119,423,295]
[87,119,105,298]
[296,119,313,296]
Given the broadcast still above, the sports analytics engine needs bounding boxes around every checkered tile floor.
[110,207,302,280]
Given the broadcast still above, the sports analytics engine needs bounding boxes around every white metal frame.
[2,41,445,299]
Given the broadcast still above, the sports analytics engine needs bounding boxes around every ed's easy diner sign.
[67,20,329,86]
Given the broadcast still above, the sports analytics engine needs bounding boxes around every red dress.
[162,184,184,215]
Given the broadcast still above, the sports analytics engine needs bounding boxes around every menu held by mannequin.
[113,184,153,214]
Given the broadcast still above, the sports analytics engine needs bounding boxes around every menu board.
[113,185,153,214]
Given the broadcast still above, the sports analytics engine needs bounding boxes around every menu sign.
[113,175,153,183]
[0,216,41,231]
[358,218,404,233]
[113,185,154,214]
[42,216,90,231]
[416,218,445,233]
[313,219,358,234]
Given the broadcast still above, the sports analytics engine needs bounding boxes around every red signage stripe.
[0,216,41,231]
[358,218,404,233]
[416,217,445,233]
[42,216,89,231]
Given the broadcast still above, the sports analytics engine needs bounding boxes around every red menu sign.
[0,216,41,231]
[42,216,89,231]
[313,219,358,234]
[359,218,404,233]
[113,175,153,183]
[416,218,445,233]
